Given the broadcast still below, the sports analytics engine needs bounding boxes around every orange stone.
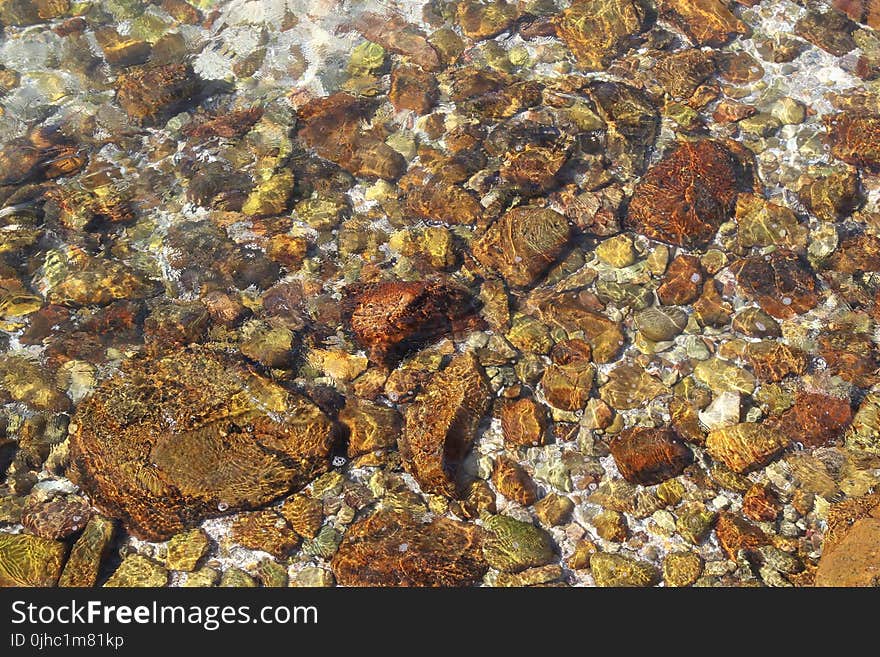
[609,426,693,486]
[765,392,852,448]
[729,250,819,319]
[715,511,768,559]
[742,483,780,522]
[657,255,704,305]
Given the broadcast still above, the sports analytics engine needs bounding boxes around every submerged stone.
[0,532,67,587]
[554,0,646,71]
[69,346,336,541]
[331,509,487,586]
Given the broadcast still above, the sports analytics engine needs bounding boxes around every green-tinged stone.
[590,552,660,587]
[482,515,555,573]
[302,525,342,560]
[294,566,335,587]
[735,193,808,250]
[770,97,806,125]
[58,516,115,587]
[183,567,219,587]
[806,169,861,222]
[694,359,756,395]
[594,280,652,310]
[348,41,387,76]
[0,532,67,587]
[41,247,158,307]
[506,315,552,354]
[676,504,716,544]
[256,559,289,587]
[847,392,880,455]
[219,568,257,587]
[554,0,646,71]
[634,306,687,342]
[104,554,168,587]
[0,0,69,26]
[242,170,295,217]
[738,113,781,137]
[239,321,294,369]
[495,564,564,587]
[533,493,574,527]
[656,479,685,506]
[0,355,69,411]
[663,551,703,587]
[166,528,210,572]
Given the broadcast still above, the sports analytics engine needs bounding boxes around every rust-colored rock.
[706,422,789,474]
[68,346,336,541]
[693,279,732,328]
[819,329,880,388]
[399,353,492,497]
[816,516,880,586]
[824,112,880,171]
[742,483,780,522]
[456,0,518,40]
[654,49,717,99]
[729,250,819,319]
[823,493,880,554]
[390,64,438,115]
[744,341,808,382]
[493,456,538,505]
[541,339,595,412]
[530,293,625,363]
[658,255,704,305]
[115,63,199,126]
[627,140,743,248]
[554,0,647,71]
[765,393,852,449]
[500,396,549,447]
[343,279,480,367]
[331,509,487,587]
[473,206,571,288]
[609,427,693,486]
[833,0,880,29]
[715,511,768,558]
[657,0,748,46]
[297,93,406,181]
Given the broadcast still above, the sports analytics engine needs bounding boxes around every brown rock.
[765,393,852,449]
[729,250,819,320]
[609,427,693,486]
[823,494,880,554]
[589,81,659,177]
[389,64,438,115]
[716,51,764,83]
[825,112,880,171]
[731,308,781,338]
[657,0,748,46]
[331,509,487,586]
[499,144,570,196]
[21,494,93,540]
[627,140,743,248]
[493,456,538,505]
[715,511,768,558]
[833,0,880,29]
[816,517,880,586]
[473,206,571,288]
[654,49,717,99]
[795,8,857,56]
[592,509,628,541]
[706,423,789,474]
[500,396,549,447]
[670,397,707,446]
[354,12,441,71]
[456,0,518,40]
[693,279,732,328]
[115,63,199,126]
[599,365,670,410]
[541,339,595,412]
[400,353,492,497]
[230,509,300,558]
[343,279,480,367]
[658,255,704,305]
[68,346,336,541]
[279,494,323,539]
[554,0,647,71]
[531,294,625,363]
[297,93,406,181]
[819,329,880,388]
[339,398,402,458]
[744,341,808,382]
[742,483,780,523]
[534,493,574,527]
[402,169,484,225]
